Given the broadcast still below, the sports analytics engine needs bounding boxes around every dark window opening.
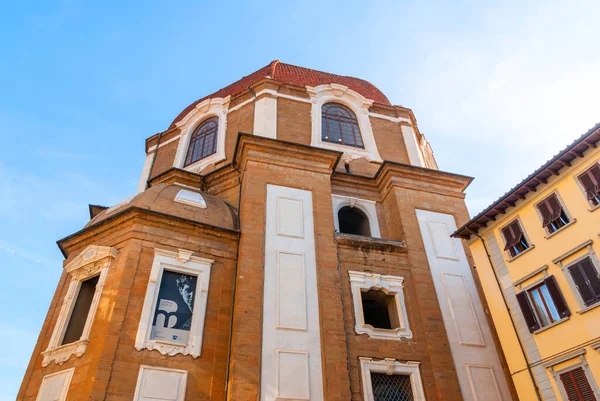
[321,103,364,148]
[338,207,371,236]
[61,275,99,345]
[371,372,414,401]
[361,289,399,330]
[184,117,219,166]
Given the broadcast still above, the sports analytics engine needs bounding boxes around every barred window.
[321,103,364,148]
[370,373,414,401]
[185,117,219,166]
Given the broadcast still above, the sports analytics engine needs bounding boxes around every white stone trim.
[359,358,425,401]
[401,125,425,168]
[36,368,75,401]
[253,95,277,139]
[369,113,411,123]
[332,194,381,238]
[133,365,188,401]
[42,245,117,366]
[135,248,213,358]
[173,96,230,173]
[306,84,382,163]
[137,152,154,193]
[348,271,412,340]
[174,189,206,208]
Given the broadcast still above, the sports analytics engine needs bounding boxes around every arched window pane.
[185,117,219,166]
[321,103,364,149]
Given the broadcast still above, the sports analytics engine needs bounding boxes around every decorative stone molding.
[348,271,412,340]
[359,358,425,401]
[42,245,117,366]
[332,194,381,238]
[173,96,230,173]
[306,84,382,163]
[135,248,213,358]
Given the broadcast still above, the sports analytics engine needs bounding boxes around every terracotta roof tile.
[169,60,390,129]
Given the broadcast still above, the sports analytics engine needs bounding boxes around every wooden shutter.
[502,221,524,251]
[569,259,600,307]
[544,276,571,318]
[537,200,553,227]
[516,291,540,333]
[560,367,597,401]
[578,165,600,201]
[547,194,564,221]
[580,258,600,303]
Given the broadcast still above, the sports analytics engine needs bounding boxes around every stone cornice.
[57,207,239,258]
[148,168,205,190]
[375,161,472,199]
[233,133,342,177]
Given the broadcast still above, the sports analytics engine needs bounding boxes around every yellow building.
[453,123,600,401]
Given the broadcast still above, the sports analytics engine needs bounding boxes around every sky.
[1,0,599,398]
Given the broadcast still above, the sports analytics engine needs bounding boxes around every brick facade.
[19,62,514,401]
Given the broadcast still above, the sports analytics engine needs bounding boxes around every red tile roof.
[169,60,390,129]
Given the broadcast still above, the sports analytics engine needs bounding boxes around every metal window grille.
[370,373,414,401]
[185,117,219,166]
[321,103,364,148]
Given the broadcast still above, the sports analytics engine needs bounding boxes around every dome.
[86,183,238,231]
[169,60,391,129]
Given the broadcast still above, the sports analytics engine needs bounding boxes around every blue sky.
[1,1,599,398]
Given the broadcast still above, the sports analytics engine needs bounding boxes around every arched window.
[338,206,371,236]
[184,117,219,166]
[321,103,364,148]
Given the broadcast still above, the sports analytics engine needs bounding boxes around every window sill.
[507,244,535,263]
[589,203,600,213]
[355,324,413,341]
[183,153,226,174]
[41,339,89,367]
[533,316,569,334]
[335,233,407,254]
[545,219,577,239]
[313,140,383,163]
[577,301,600,315]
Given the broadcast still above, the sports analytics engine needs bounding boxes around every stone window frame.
[499,216,535,262]
[573,159,600,211]
[133,365,188,401]
[359,357,425,401]
[307,83,383,164]
[135,248,213,358]
[36,367,74,401]
[332,194,381,238]
[552,240,600,313]
[173,96,230,174]
[348,271,412,341]
[42,245,118,367]
[543,348,600,401]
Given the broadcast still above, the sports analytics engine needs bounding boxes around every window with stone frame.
[567,256,600,308]
[135,249,212,358]
[348,271,412,341]
[360,358,425,401]
[321,103,364,148]
[536,193,571,234]
[501,220,530,258]
[516,276,570,332]
[559,366,598,401]
[184,117,219,166]
[42,245,117,367]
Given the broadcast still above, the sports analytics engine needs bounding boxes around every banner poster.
[150,270,197,345]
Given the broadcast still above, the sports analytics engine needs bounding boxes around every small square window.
[361,290,400,330]
[349,271,412,340]
[501,220,530,258]
[370,372,414,401]
[360,358,425,401]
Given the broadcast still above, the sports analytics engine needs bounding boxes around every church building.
[18,61,514,401]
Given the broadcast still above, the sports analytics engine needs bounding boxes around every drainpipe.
[468,228,543,401]
[224,161,243,401]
